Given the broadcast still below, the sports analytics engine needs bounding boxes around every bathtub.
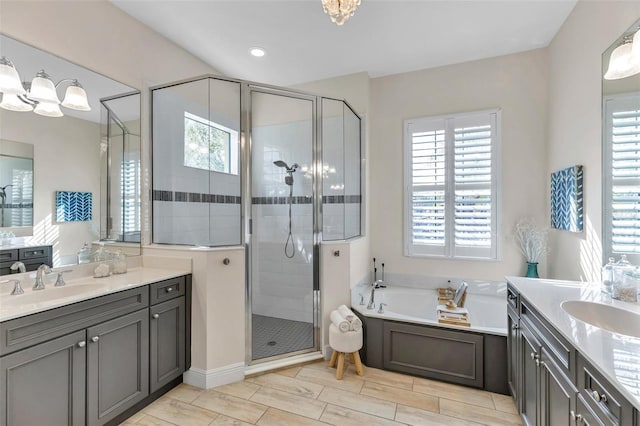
[350,283,509,394]
[351,285,508,336]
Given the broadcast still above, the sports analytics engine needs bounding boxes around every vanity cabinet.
[0,274,191,426]
[508,283,638,426]
[0,330,86,425]
[0,245,52,275]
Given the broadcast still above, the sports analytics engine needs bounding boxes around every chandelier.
[0,56,91,117]
[604,28,640,80]
[322,0,361,26]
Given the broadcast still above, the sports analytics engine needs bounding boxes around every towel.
[338,304,355,322]
[337,304,363,332]
[330,310,350,332]
[436,304,469,315]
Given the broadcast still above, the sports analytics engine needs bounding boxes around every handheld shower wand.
[273,161,300,258]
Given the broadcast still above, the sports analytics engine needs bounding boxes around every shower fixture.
[274,160,299,258]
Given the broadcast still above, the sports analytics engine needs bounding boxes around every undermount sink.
[561,300,640,338]
[1,283,105,306]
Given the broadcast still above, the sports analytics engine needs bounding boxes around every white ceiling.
[112,0,577,87]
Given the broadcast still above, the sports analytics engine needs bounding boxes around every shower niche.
[151,77,362,364]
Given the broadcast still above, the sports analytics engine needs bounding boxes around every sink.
[561,300,640,338]
[1,283,105,306]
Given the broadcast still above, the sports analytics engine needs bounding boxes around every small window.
[404,109,501,260]
[184,112,238,175]
[604,93,640,263]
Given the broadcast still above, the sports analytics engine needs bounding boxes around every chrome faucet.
[367,280,386,310]
[33,264,52,290]
[10,261,25,273]
[1,279,24,295]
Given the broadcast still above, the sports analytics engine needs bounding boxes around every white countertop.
[506,276,640,410]
[0,266,190,322]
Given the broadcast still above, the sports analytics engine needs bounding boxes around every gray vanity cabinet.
[87,309,149,426]
[520,319,541,426]
[539,346,577,425]
[0,330,86,426]
[508,282,637,426]
[150,297,185,392]
[507,288,520,402]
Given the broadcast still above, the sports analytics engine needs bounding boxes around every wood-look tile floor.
[121,361,523,426]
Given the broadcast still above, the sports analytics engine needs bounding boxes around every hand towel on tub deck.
[338,304,362,332]
[330,310,350,332]
[436,304,469,319]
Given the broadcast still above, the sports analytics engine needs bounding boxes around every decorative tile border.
[153,190,241,204]
[153,190,360,205]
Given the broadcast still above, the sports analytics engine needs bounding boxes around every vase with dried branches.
[513,219,548,278]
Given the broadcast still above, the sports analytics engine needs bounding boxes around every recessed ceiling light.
[249,47,266,58]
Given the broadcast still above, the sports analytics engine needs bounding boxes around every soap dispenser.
[77,243,91,264]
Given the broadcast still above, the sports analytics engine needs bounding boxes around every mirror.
[602,19,640,262]
[0,34,141,272]
[0,140,33,228]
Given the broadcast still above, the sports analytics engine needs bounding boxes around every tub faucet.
[367,280,386,310]
[33,264,52,290]
[10,261,25,274]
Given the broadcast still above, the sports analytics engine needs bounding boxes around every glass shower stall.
[151,77,361,365]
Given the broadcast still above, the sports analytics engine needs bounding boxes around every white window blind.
[121,156,140,240]
[404,110,500,259]
[604,94,640,261]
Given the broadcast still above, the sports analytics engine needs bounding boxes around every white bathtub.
[351,285,508,336]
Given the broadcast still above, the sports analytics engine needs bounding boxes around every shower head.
[273,161,299,173]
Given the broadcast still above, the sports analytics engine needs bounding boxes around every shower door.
[247,88,319,363]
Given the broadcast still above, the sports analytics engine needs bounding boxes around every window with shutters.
[604,93,640,264]
[404,110,500,259]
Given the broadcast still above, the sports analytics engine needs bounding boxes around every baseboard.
[183,362,245,389]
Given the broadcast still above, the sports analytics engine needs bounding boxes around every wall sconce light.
[604,29,640,80]
[0,56,91,116]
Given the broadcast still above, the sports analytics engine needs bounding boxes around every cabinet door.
[539,347,576,426]
[150,297,186,392]
[520,321,541,426]
[507,307,520,402]
[0,330,86,426]
[87,309,149,426]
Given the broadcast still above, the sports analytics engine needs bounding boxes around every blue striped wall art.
[550,166,583,232]
[56,191,93,222]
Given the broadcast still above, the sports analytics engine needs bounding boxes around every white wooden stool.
[328,323,364,380]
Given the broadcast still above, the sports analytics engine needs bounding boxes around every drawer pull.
[512,324,519,330]
[166,287,174,293]
[152,313,160,319]
[507,294,516,300]
[77,341,86,348]
[592,390,607,403]
[223,258,230,265]
[91,336,99,343]
[530,352,538,360]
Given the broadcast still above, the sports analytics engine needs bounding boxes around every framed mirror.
[602,18,640,264]
[0,140,33,228]
[0,34,141,272]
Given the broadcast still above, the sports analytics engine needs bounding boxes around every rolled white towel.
[436,305,469,315]
[337,304,355,322]
[330,310,350,333]
[350,317,363,332]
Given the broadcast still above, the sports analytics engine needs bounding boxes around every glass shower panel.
[207,79,241,246]
[322,98,345,240]
[152,78,241,246]
[344,104,361,238]
[249,89,317,362]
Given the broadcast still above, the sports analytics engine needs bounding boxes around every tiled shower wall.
[152,79,241,246]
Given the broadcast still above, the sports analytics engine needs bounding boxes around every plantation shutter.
[121,156,141,241]
[405,110,499,259]
[605,94,640,258]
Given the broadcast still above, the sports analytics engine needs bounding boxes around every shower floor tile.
[252,314,314,360]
